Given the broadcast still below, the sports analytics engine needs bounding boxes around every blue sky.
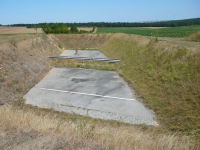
[0,0,200,25]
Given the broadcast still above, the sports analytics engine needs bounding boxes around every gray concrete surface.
[24,50,158,125]
[61,50,107,58]
[24,68,157,125]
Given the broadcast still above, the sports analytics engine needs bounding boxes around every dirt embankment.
[0,34,62,104]
[0,33,199,149]
[53,33,113,49]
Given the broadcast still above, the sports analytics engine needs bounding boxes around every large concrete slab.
[61,50,107,58]
[24,68,158,125]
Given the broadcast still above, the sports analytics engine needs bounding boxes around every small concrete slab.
[61,50,107,58]
[24,68,157,125]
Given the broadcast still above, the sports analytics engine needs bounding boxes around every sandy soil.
[0,27,43,34]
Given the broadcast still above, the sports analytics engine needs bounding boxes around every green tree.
[33,24,38,34]
[59,23,69,34]
[70,26,79,33]
[42,23,51,34]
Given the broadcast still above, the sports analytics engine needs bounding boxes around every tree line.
[2,18,200,28]
[42,23,96,34]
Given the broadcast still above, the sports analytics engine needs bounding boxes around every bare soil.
[0,27,43,34]
[77,27,93,32]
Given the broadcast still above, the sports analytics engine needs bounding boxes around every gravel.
[41,103,158,126]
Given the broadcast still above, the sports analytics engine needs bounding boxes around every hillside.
[0,33,199,149]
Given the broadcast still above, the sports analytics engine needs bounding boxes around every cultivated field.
[97,25,200,37]
[143,27,169,29]
[0,27,43,34]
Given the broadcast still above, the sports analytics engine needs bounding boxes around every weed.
[12,79,19,84]
[186,31,200,42]
[9,37,18,48]
[42,33,48,41]
[0,77,6,83]
[58,42,62,49]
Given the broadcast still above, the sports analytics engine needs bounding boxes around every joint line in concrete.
[40,88,136,101]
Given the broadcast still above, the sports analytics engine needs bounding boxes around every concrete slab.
[61,50,107,58]
[24,68,158,125]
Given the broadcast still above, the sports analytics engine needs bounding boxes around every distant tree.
[33,24,38,34]
[59,23,69,34]
[42,23,51,34]
[70,26,79,33]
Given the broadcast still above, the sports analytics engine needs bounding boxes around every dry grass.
[54,33,200,143]
[0,27,43,34]
[77,27,93,32]
[1,33,200,149]
[53,33,113,49]
[0,104,197,150]
[100,34,200,140]
[185,31,200,42]
[0,33,62,104]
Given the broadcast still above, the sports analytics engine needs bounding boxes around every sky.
[0,0,200,25]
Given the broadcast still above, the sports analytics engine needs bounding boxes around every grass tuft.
[186,31,200,42]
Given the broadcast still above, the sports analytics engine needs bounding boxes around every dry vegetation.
[77,27,93,32]
[53,33,113,49]
[185,31,200,42]
[0,33,200,149]
[0,33,62,104]
[99,34,200,139]
[0,27,43,34]
[0,104,196,150]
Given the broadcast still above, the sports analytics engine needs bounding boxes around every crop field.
[0,27,43,34]
[97,25,200,37]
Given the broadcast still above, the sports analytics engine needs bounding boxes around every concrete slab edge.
[29,102,158,126]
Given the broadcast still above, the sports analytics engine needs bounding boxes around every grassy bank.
[0,33,62,104]
[54,34,200,141]
[1,33,200,149]
[54,33,113,49]
[186,31,200,42]
[99,34,200,139]
[97,25,200,37]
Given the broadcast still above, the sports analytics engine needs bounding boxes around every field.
[0,32,200,149]
[0,27,43,34]
[97,25,200,37]
[76,27,93,31]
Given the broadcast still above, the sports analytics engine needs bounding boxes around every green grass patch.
[99,34,200,140]
[54,34,200,141]
[97,25,200,37]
